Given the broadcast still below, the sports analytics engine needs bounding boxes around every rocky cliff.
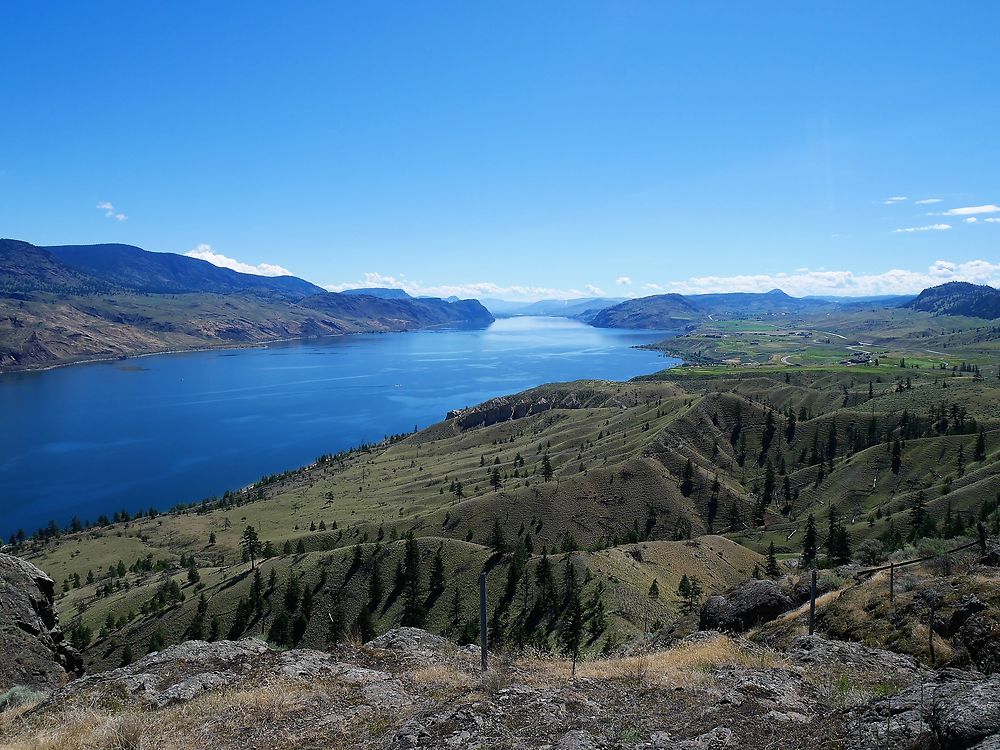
[0,553,82,691]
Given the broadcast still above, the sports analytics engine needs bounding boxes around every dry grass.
[0,679,317,750]
[408,662,473,691]
[517,633,787,690]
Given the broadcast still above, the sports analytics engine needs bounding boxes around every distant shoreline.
[0,323,478,377]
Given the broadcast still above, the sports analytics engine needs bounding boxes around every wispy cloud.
[653,259,1000,297]
[883,196,908,204]
[985,217,1000,223]
[615,276,633,286]
[893,223,951,233]
[96,200,127,222]
[965,217,978,224]
[938,204,1000,216]
[324,272,604,302]
[185,244,292,276]
[914,198,942,204]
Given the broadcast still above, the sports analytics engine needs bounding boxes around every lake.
[0,317,678,539]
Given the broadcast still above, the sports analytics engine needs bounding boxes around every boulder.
[0,552,82,691]
[699,579,793,632]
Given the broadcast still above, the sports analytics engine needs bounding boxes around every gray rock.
[956,614,1000,675]
[848,669,1000,750]
[673,727,736,749]
[366,627,451,660]
[556,729,598,749]
[787,634,926,681]
[931,674,1000,747]
[0,552,82,691]
[699,579,792,632]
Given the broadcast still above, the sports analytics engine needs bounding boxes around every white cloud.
[585,284,606,296]
[965,217,978,224]
[884,196,908,204]
[914,198,942,204]
[654,259,1000,297]
[324,272,598,302]
[984,217,1000,223]
[939,204,1000,216]
[893,223,952,233]
[185,244,292,276]
[96,200,127,222]
[615,276,632,286]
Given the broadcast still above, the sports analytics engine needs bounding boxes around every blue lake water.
[0,317,678,539]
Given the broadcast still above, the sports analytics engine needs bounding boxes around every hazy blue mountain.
[342,287,414,300]
[481,296,627,319]
[687,289,834,315]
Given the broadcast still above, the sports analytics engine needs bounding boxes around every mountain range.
[0,239,493,370]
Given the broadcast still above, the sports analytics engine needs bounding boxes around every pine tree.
[542,454,553,481]
[765,541,780,577]
[368,553,383,607]
[648,579,660,599]
[801,514,818,567]
[891,438,902,475]
[326,598,346,645]
[355,604,376,642]
[560,591,584,673]
[680,459,695,497]
[974,428,987,462]
[429,546,446,596]
[240,525,261,568]
[400,536,426,627]
[489,518,508,555]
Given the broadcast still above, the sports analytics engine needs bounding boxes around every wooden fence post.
[479,571,488,671]
[808,569,817,636]
[977,522,988,556]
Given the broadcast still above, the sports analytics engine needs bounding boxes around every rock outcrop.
[0,553,82,691]
[848,669,1000,749]
[699,579,793,632]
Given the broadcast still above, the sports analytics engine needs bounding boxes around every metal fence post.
[889,562,895,605]
[479,571,488,671]
[808,569,817,636]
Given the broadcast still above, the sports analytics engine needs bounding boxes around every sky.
[2,2,999,301]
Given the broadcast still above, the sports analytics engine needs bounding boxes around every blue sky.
[2,2,998,299]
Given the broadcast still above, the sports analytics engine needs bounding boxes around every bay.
[0,317,677,538]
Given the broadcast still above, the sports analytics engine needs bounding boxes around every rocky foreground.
[0,624,997,750]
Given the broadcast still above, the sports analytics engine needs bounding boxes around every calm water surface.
[0,317,677,537]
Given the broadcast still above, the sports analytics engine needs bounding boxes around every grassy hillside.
[13,345,999,672]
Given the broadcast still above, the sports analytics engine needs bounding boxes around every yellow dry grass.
[518,633,787,689]
[0,679,313,750]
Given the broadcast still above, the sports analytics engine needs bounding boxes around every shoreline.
[0,324,469,377]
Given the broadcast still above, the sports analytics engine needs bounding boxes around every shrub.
[0,685,46,712]
[855,538,886,566]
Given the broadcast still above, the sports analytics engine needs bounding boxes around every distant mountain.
[687,289,833,315]
[342,287,413,300]
[903,281,1000,320]
[588,288,912,329]
[47,243,325,298]
[589,293,703,329]
[481,297,627,319]
[299,293,494,329]
[0,239,494,370]
[0,239,110,296]
[805,294,915,305]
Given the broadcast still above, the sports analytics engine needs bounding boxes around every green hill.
[14,354,999,672]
